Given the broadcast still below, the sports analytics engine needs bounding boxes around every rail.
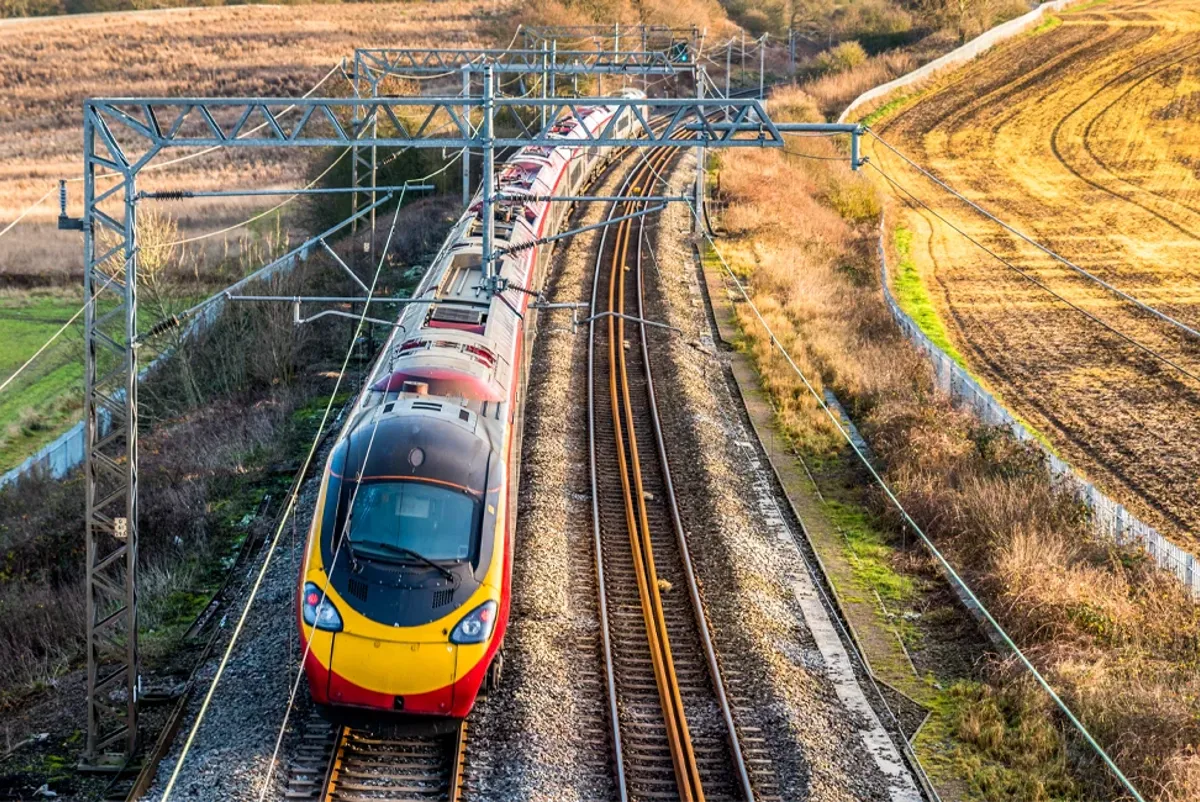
[586,133,769,800]
[288,719,468,802]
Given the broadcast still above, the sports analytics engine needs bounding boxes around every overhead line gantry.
[72,52,863,767]
[346,45,693,221]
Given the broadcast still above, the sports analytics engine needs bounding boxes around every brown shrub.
[0,580,83,696]
[815,40,869,75]
[805,49,919,118]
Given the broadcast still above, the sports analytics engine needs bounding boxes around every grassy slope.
[0,294,83,469]
[890,226,968,368]
[0,291,208,471]
[719,33,1200,795]
[0,3,496,470]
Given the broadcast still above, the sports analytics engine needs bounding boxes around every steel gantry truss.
[354,47,683,80]
[77,55,863,763]
[347,45,693,219]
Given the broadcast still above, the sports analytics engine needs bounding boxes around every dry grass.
[521,0,732,36]
[715,81,1200,801]
[0,392,297,697]
[804,46,925,118]
[0,1,497,280]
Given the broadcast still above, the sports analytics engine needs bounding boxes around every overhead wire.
[867,160,1200,386]
[0,62,344,244]
[160,147,352,247]
[2,37,521,386]
[781,147,846,161]
[866,127,1200,344]
[252,191,410,802]
[688,198,1148,802]
[0,186,57,240]
[159,111,472,248]
[158,137,473,798]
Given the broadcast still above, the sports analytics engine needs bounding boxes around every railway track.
[586,136,777,801]
[287,714,467,802]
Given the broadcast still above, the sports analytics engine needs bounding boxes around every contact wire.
[159,189,403,802]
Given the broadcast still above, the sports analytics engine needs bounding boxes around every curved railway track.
[586,137,776,801]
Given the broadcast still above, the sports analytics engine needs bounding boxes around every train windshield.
[344,480,480,563]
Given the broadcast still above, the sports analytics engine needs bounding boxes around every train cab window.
[345,481,481,564]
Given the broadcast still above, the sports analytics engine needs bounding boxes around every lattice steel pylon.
[80,102,140,767]
[74,66,862,763]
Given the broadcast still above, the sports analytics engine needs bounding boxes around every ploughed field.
[866,0,1200,548]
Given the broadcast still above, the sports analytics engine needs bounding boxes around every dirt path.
[865,0,1200,548]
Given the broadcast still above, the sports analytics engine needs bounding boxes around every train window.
[321,443,348,543]
[464,344,497,368]
[346,481,480,563]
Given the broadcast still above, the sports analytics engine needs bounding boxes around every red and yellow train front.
[298,400,509,724]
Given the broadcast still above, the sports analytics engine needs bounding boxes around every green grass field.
[891,226,970,368]
[0,290,190,472]
[0,292,86,472]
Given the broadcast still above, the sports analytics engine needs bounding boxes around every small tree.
[815,40,868,74]
[136,209,205,412]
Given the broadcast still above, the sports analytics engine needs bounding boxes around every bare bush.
[0,580,83,696]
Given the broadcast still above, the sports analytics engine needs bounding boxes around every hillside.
[864,0,1200,548]
[0,2,489,283]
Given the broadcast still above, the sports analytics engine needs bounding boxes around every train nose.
[328,634,459,714]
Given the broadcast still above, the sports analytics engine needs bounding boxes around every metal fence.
[876,231,1200,598]
[838,0,1084,125]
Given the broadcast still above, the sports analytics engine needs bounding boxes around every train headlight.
[449,600,498,645]
[302,582,343,632]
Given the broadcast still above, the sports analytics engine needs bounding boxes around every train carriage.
[298,90,644,726]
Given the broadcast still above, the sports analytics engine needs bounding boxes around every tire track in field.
[1050,39,1200,243]
[885,165,1200,539]
[1078,47,1200,225]
[875,21,1106,147]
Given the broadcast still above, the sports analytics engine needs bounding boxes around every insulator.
[153,190,193,201]
[146,315,181,338]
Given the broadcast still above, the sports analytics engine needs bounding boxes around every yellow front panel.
[331,633,458,695]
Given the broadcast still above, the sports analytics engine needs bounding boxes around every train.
[298,88,646,728]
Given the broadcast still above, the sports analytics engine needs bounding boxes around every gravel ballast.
[637,154,921,801]
[142,435,333,802]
